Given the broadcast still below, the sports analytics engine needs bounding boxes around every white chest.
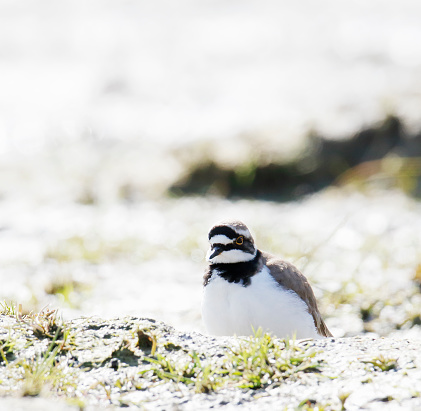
[201,266,318,339]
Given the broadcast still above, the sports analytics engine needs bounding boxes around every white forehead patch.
[209,235,233,246]
[230,227,250,237]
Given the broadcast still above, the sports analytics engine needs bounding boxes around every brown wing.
[262,251,333,338]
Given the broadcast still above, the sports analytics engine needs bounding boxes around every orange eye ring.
[235,236,244,245]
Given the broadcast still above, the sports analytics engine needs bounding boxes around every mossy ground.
[0,307,420,410]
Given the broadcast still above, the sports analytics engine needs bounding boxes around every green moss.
[143,332,323,393]
[1,303,418,408]
[17,345,77,398]
[225,333,322,389]
[0,333,17,365]
[0,301,18,317]
[362,355,398,372]
[164,342,182,351]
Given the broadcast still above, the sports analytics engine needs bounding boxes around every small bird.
[202,220,332,339]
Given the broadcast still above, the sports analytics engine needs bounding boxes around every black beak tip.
[209,246,223,260]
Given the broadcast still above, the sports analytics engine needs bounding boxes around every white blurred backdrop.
[1,0,421,337]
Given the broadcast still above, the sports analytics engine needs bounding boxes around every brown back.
[262,251,333,338]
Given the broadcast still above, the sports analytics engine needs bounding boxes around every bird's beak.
[209,245,224,260]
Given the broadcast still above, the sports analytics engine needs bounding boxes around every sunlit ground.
[1,157,420,339]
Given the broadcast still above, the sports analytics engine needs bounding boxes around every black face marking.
[209,240,255,256]
[204,250,262,287]
[208,226,238,240]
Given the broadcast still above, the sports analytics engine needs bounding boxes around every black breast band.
[204,250,262,287]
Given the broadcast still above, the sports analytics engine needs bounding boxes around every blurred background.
[1,0,421,338]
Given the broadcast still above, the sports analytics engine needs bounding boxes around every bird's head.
[207,220,257,264]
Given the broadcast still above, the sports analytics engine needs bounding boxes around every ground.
[1,311,421,410]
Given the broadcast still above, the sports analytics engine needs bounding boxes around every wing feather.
[262,251,333,338]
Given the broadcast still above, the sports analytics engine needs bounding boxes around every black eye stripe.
[208,226,238,240]
[213,242,254,254]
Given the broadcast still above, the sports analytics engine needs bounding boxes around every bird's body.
[202,221,332,339]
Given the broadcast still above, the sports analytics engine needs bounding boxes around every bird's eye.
[235,236,244,245]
